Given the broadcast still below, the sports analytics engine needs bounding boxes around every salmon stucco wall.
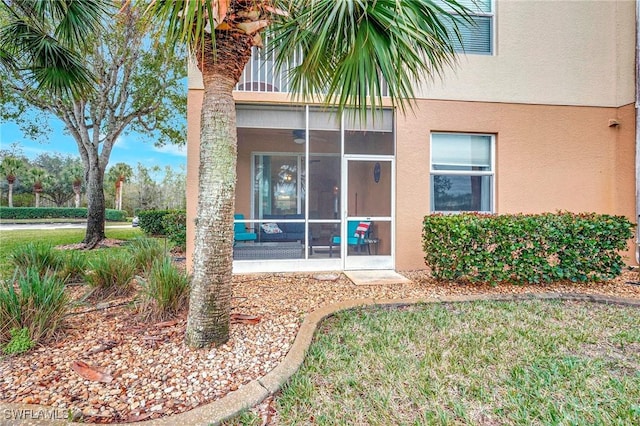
[395,100,637,271]
[187,95,636,272]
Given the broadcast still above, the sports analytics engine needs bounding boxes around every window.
[430,133,494,212]
[438,0,494,55]
[253,154,304,217]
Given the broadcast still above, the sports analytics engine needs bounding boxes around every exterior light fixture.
[292,129,306,144]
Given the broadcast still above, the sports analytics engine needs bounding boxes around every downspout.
[636,0,639,264]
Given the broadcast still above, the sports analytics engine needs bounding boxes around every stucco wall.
[186,0,637,272]
[416,0,636,107]
[396,100,637,270]
[188,95,636,272]
[188,1,637,108]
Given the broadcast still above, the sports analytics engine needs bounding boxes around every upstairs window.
[439,0,494,55]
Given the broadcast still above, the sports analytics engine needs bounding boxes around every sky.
[0,116,187,173]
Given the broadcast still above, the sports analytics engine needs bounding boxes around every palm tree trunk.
[84,158,106,247]
[35,192,40,208]
[185,73,238,349]
[8,183,13,208]
[74,190,81,208]
[118,181,124,210]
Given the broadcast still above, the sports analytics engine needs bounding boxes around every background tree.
[65,163,85,208]
[131,163,162,212]
[0,156,25,207]
[148,0,471,348]
[107,162,184,214]
[25,167,48,207]
[106,162,133,211]
[158,165,186,210]
[33,153,84,207]
[1,1,186,248]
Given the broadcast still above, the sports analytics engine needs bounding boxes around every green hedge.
[162,211,186,250]
[0,207,126,222]
[422,212,635,285]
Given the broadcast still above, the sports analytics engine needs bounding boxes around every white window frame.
[430,132,496,213]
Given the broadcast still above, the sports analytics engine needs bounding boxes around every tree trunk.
[84,158,106,247]
[118,181,124,210]
[185,73,238,349]
[35,192,40,208]
[74,190,81,208]
[8,182,13,208]
[184,25,254,349]
[114,182,119,209]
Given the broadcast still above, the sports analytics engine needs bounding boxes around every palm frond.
[270,0,473,116]
[0,0,112,99]
[145,0,218,57]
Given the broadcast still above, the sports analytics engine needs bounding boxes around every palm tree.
[27,167,48,208]
[0,156,25,207]
[148,0,471,349]
[0,0,111,99]
[112,163,133,211]
[66,164,85,208]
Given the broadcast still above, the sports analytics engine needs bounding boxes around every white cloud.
[113,135,128,149]
[153,144,187,157]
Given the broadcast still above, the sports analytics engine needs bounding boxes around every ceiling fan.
[291,129,333,144]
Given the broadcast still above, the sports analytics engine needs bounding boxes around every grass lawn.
[0,227,143,278]
[264,300,640,425]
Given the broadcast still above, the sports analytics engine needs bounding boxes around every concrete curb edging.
[1,293,638,425]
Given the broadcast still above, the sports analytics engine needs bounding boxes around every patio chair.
[234,214,257,243]
[329,220,372,257]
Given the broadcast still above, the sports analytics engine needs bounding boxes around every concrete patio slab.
[344,270,411,286]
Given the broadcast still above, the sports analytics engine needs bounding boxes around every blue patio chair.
[234,214,257,243]
[329,220,372,257]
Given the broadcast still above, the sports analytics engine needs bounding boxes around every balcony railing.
[235,34,300,93]
[235,35,388,96]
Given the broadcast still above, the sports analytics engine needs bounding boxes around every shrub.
[0,268,68,345]
[3,328,35,355]
[0,207,126,221]
[8,243,64,278]
[137,210,172,236]
[138,257,190,320]
[10,194,34,208]
[104,209,127,221]
[422,212,635,285]
[162,210,186,250]
[84,252,136,297]
[127,237,167,273]
[58,250,88,284]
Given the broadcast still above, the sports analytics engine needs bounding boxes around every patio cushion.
[261,222,283,234]
[260,214,308,242]
[354,222,370,237]
[234,213,257,242]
